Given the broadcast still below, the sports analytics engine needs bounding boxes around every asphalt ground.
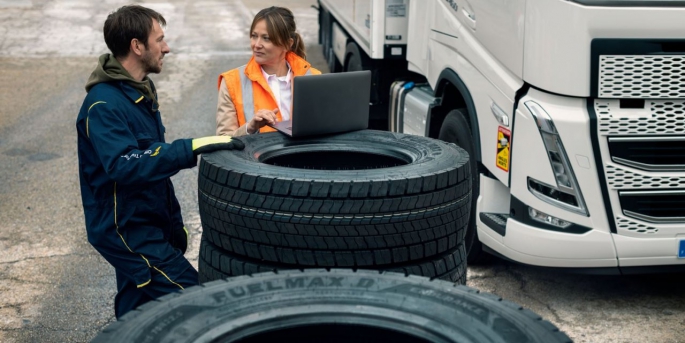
[0,1,683,342]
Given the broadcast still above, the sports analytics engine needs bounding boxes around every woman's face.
[250,19,287,67]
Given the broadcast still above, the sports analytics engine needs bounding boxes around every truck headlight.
[529,206,572,229]
[524,101,589,216]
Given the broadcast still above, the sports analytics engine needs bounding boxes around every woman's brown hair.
[250,6,306,59]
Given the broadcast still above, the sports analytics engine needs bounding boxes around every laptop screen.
[283,70,371,137]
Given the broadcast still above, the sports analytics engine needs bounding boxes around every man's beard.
[142,51,162,74]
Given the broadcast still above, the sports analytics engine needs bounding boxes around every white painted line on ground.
[0,0,32,8]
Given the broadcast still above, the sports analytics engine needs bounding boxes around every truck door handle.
[462,1,476,30]
[463,9,475,20]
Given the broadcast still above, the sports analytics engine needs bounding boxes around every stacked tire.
[197,130,471,284]
[93,270,572,343]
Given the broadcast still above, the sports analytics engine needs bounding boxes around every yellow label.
[150,146,161,157]
[496,127,511,172]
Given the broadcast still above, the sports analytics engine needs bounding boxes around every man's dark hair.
[103,5,166,58]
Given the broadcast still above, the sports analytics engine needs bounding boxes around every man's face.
[141,19,170,74]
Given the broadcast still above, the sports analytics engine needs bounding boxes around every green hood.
[85,54,158,108]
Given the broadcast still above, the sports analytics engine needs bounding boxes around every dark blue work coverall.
[76,80,198,319]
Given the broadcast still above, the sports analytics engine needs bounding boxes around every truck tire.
[320,9,342,73]
[328,47,342,73]
[200,189,467,267]
[198,237,468,284]
[344,41,370,72]
[92,269,572,343]
[197,130,470,268]
[343,41,389,129]
[320,6,332,60]
[439,109,490,264]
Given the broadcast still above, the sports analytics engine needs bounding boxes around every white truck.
[317,0,685,273]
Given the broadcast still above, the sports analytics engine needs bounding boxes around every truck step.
[479,212,509,236]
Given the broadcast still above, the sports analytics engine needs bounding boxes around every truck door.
[428,0,525,187]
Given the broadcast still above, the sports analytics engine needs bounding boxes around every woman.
[216,6,321,136]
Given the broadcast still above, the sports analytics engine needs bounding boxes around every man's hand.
[192,136,244,157]
[247,108,278,134]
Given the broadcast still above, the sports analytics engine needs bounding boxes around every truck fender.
[431,68,481,163]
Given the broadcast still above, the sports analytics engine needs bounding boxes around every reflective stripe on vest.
[238,66,314,123]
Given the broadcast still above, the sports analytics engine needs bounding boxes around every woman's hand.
[247,108,279,134]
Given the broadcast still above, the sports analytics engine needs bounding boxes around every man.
[76,5,242,319]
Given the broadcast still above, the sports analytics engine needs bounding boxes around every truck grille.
[595,100,685,236]
[615,217,657,234]
[606,164,685,189]
[591,39,685,238]
[596,100,685,135]
[608,136,685,171]
[618,190,685,224]
[599,55,685,98]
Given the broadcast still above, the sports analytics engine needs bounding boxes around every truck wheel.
[439,109,490,265]
[344,41,370,72]
[197,130,471,268]
[92,269,571,343]
[344,41,387,129]
[320,8,331,60]
[328,47,342,73]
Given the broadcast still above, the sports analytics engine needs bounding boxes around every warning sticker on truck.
[496,127,511,172]
[386,0,407,17]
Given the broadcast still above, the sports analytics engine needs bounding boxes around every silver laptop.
[269,70,371,137]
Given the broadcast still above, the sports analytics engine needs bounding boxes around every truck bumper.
[477,215,618,268]
[478,206,685,269]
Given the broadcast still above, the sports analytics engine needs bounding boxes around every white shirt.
[261,64,292,121]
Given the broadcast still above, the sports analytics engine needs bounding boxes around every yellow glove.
[192,136,244,157]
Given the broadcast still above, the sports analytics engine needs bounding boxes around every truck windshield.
[570,0,685,6]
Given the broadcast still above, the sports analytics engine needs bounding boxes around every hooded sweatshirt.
[76,52,197,290]
[85,54,159,109]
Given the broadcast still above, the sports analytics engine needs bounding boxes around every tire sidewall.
[438,110,483,261]
[344,42,367,72]
[203,130,467,185]
[93,270,569,343]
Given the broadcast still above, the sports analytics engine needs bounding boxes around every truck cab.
[318,0,685,272]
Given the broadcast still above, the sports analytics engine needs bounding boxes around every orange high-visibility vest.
[218,51,321,133]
